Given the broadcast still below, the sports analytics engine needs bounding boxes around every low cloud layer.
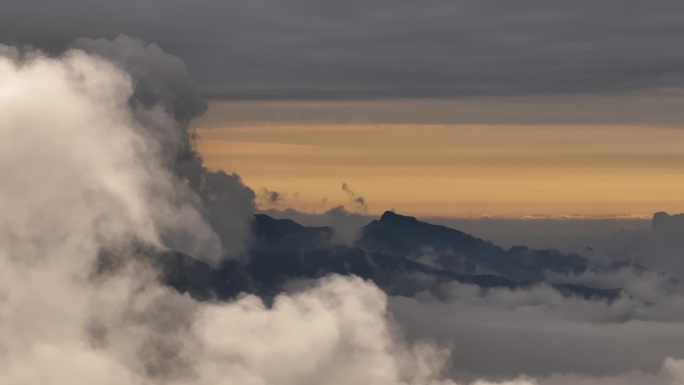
[390,276,684,382]
[257,207,684,382]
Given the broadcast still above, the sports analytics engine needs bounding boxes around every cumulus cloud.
[0,41,466,385]
[0,41,212,383]
[71,35,257,260]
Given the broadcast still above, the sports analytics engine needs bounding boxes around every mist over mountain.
[161,211,625,302]
[156,209,684,381]
[260,207,653,253]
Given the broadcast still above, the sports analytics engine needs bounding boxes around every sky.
[4,0,684,217]
[4,3,684,385]
[194,108,684,217]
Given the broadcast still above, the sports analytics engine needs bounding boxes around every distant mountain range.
[157,211,626,302]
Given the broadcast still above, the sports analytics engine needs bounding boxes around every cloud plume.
[342,182,368,213]
[72,35,257,261]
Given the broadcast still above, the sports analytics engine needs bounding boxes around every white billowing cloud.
[0,44,463,385]
[70,35,259,262]
[0,42,214,384]
[193,275,459,385]
[0,48,217,259]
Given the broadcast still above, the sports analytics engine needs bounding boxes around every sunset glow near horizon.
[194,101,684,219]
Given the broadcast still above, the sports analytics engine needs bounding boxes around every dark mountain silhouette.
[155,211,621,302]
[651,211,684,231]
[253,214,333,250]
[361,211,588,281]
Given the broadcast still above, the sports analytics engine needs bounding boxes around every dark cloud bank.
[2,36,684,384]
[4,1,684,101]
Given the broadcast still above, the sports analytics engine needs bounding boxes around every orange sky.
[193,102,684,218]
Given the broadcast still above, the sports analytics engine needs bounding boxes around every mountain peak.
[651,211,684,231]
[380,211,419,224]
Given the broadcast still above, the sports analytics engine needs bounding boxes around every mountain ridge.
[151,210,627,302]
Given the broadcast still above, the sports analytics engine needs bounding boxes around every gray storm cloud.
[4,1,684,102]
